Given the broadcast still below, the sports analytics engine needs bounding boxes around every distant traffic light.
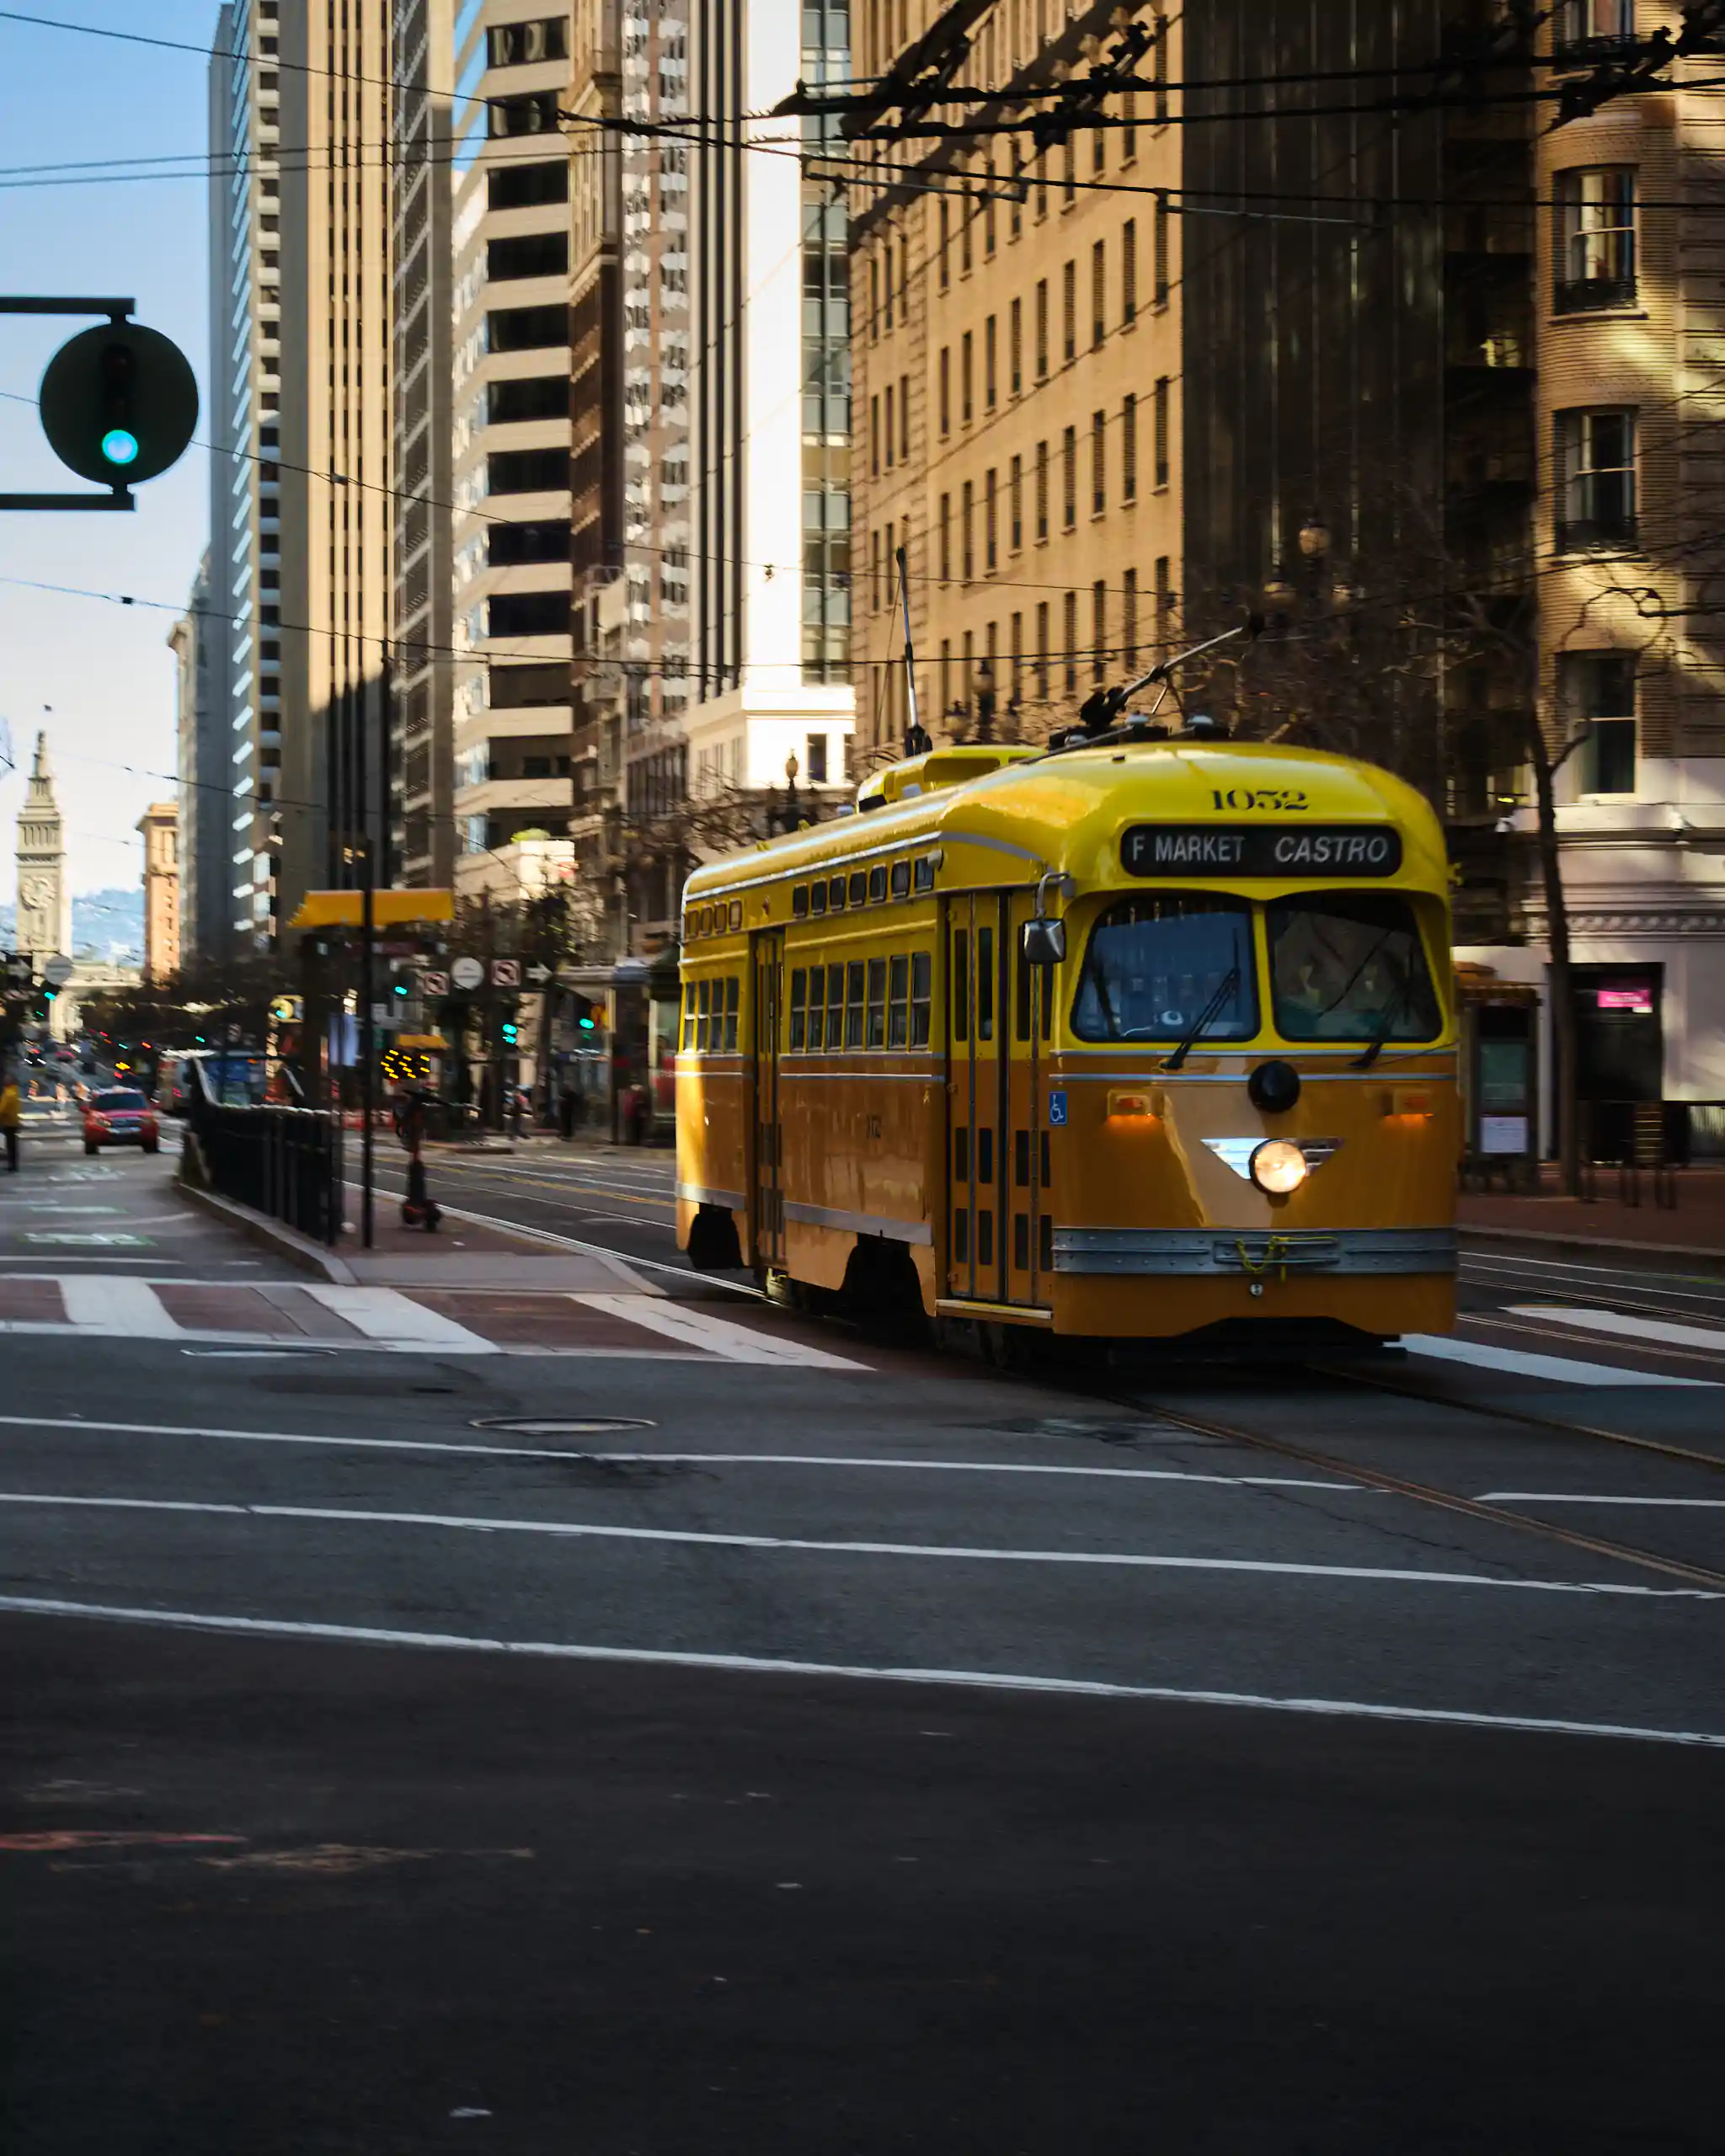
[501,1018,519,1046]
[39,321,199,488]
[393,980,409,997]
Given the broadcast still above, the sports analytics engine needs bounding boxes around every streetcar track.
[1108,1392,1725,1593]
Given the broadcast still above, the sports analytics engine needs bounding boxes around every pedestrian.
[0,1074,19,1173]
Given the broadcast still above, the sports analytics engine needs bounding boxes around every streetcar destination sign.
[1122,824,1403,877]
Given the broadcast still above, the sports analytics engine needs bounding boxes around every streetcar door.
[946,894,1010,1303]
[1004,889,1053,1309]
[752,928,785,1267]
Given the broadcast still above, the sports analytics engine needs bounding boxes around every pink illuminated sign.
[1597,986,1653,1014]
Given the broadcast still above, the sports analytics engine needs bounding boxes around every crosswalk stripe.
[1404,1332,1715,1388]
[1506,1305,1725,1354]
[573,1292,867,1369]
[56,1276,182,1339]
[302,1286,499,1353]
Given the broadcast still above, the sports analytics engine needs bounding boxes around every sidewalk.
[181,1179,651,1291]
[1458,1163,1725,1266]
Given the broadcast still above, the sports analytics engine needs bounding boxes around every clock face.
[20,878,51,910]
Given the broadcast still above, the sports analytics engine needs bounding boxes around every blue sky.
[0,3,221,902]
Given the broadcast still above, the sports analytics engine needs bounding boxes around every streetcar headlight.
[1249,1138,1308,1195]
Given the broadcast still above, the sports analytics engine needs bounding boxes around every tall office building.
[449,1,622,902]
[168,552,227,967]
[136,804,183,984]
[391,0,457,889]
[632,0,855,943]
[208,0,393,944]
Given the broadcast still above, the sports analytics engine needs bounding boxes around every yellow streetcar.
[675,720,1457,1354]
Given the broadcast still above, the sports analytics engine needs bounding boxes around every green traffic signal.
[39,321,198,488]
[501,1020,519,1044]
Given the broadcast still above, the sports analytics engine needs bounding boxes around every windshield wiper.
[1351,976,1412,1070]
[1162,965,1242,1072]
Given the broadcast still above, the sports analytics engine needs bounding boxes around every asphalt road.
[0,1133,1720,2149]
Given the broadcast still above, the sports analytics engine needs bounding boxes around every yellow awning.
[286,889,455,931]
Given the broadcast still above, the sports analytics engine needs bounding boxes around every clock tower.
[14,731,71,966]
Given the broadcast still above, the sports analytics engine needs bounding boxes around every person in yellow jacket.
[0,1074,19,1173]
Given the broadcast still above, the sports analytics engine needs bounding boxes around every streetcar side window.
[825,963,845,1048]
[911,951,932,1045]
[697,979,711,1051]
[890,860,911,899]
[845,962,866,1047]
[808,963,826,1046]
[849,871,868,908]
[790,969,807,1050]
[811,882,828,916]
[953,929,969,1039]
[867,958,888,1047]
[915,857,936,893]
[793,886,809,919]
[830,876,846,911]
[889,953,910,1046]
[868,865,888,903]
[724,977,739,1051]
[978,926,996,1040]
[681,985,697,1051]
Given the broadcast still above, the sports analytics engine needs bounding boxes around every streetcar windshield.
[1071,894,1258,1043]
[1267,894,1440,1042]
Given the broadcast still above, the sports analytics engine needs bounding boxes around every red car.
[83,1087,160,1155]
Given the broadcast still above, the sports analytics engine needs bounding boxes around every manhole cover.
[471,1417,657,1437]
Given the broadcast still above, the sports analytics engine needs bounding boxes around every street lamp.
[1297,516,1331,560]
[974,659,996,743]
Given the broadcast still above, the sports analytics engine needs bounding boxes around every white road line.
[0,1417,1362,1486]
[56,1276,183,1339]
[0,1593,1717,1748]
[1480,1492,1725,1510]
[0,1321,710,1359]
[1402,1333,1715,1388]
[0,1488,1706,1597]
[302,1286,500,1353]
[1506,1304,1725,1354]
[574,1292,863,1367]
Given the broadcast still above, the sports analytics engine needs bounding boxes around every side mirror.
[1021,915,1066,967]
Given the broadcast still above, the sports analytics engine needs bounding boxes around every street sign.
[451,957,484,992]
[526,962,553,985]
[492,958,521,989]
[420,969,450,997]
[41,955,72,986]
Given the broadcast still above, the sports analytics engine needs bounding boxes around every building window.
[871,527,881,611]
[884,383,895,468]
[1092,410,1106,515]
[1010,453,1023,550]
[1063,590,1078,691]
[1092,581,1108,682]
[939,199,950,288]
[1553,0,1637,65]
[1062,259,1076,362]
[807,732,829,785]
[1010,143,1023,239]
[939,345,951,435]
[985,467,998,570]
[1122,91,1137,163]
[900,371,911,462]
[962,330,974,423]
[1155,556,1172,648]
[1035,278,1049,377]
[1035,439,1049,540]
[939,492,951,583]
[1555,408,1637,550]
[884,239,894,332]
[985,153,997,255]
[1555,168,1636,312]
[1154,376,1170,488]
[1036,601,1049,696]
[1063,138,1076,205]
[962,188,974,274]
[1154,193,1170,306]
[1123,568,1139,668]
[1010,296,1023,393]
[488,17,568,66]
[985,313,997,408]
[1061,425,1076,528]
[869,254,879,341]
[1122,218,1137,323]
[1560,651,1637,794]
[1153,6,1169,121]
[870,392,879,476]
[1122,393,1138,502]
[962,479,975,581]
[1092,239,1106,349]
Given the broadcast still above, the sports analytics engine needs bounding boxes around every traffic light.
[574,996,600,1033]
[393,979,410,998]
[501,1018,519,1046]
[39,321,199,488]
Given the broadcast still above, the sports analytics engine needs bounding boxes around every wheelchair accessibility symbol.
[1048,1090,1068,1127]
